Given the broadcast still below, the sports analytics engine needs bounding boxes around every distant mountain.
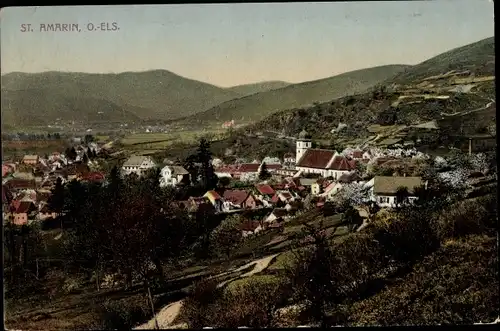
[246,37,496,145]
[1,70,242,127]
[226,81,291,96]
[177,64,409,127]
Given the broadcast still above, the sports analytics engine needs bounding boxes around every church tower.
[296,129,312,163]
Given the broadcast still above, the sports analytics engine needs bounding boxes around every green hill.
[175,64,410,127]
[226,81,291,96]
[390,36,495,84]
[245,37,495,147]
[1,88,143,128]
[1,70,242,125]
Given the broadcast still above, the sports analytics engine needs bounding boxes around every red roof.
[81,171,105,182]
[271,194,279,203]
[238,164,260,173]
[15,200,34,213]
[255,184,275,195]
[352,150,364,159]
[327,156,357,171]
[279,192,293,200]
[223,190,251,205]
[6,179,37,190]
[296,149,336,169]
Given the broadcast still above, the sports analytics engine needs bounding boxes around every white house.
[295,130,357,179]
[365,176,424,208]
[159,165,190,187]
[121,156,156,177]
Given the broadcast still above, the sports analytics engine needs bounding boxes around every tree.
[47,178,65,219]
[197,138,218,191]
[66,147,77,161]
[83,152,90,164]
[342,205,364,233]
[84,134,95,144]
[395,186,410,208]
[286,221,340,327]
[218,176,231,188]
[258,162,272,180]
[209,215,242,259]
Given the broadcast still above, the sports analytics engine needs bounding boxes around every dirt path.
[134,253,280,329]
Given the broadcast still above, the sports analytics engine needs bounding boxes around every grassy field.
[120,129,227,150]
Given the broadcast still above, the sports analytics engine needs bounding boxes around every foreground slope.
[176,65,409,127]
[1,70,242,125]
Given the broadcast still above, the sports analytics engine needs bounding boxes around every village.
[3,128,493,239]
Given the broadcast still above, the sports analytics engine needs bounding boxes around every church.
[295,130,356,179]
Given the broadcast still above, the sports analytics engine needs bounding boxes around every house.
[299,178,316,189]
[311,178,332,196]
[223,190,258,209]
[187,197,215,213]
[66,163,90,180]
[160,166,189,187]
[275,168,299,177]
[37,203,57,221]
[12,200,37,225]
[122,156,156,177]
[80,171,106,183]
[283,152,295,164]
[22,155,39,165]
[365,176,424,208]
[240,219,264,237]
[237,164,260,182]
[321,181,345,201]
[5,179,37,192]
[264,208,288,224]
[203,190,229,213]
[276,191,296,204]
[295,130,356,178]
[255,184,276,198]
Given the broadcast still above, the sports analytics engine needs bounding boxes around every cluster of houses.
[5,129,483,238]
[114,130,431,236]
[2,143,106,226]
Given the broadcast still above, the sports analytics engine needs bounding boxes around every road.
[441,99,495,117]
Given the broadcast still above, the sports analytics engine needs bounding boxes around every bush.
[373,208,440,264]
[218,278,289,328]
[94,297,150,329]
[436,195,497,240]
[179,278,225,328]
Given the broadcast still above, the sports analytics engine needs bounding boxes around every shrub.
[179,278,225,328]
[219,277,289,328]
[436,195,497,240]
[94,297,150,329]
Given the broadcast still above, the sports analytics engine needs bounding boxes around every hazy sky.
[0,1,494,87]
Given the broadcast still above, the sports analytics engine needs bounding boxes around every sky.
[0,1,495,87]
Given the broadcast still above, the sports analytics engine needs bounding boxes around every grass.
[225,274,282,294]
[121,129,226,151]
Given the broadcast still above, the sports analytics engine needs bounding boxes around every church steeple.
[296,129,312,163]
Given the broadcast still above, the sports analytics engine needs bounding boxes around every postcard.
[1,2,497,330]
